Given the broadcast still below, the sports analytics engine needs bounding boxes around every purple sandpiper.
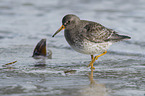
[52,14,131,69]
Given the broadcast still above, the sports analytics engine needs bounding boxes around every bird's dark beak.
[52,25,65,37]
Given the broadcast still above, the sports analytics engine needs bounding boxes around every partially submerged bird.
[32,39,52,59]
[52,14,131,69]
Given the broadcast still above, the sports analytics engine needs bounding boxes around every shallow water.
[0,0,145,96]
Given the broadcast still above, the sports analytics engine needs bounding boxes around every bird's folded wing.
[81,23,115,43]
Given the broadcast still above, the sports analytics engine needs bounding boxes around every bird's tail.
[117,35,131,40]
[106,33,131,42]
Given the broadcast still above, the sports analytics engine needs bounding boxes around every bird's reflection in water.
[80,69,108,96]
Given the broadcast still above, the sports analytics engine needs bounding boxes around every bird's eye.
[64,21,71,26]
[67,21,70,24]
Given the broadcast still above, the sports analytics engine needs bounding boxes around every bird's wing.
[81,22,115,43]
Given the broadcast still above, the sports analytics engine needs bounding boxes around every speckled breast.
[64,30,112,55]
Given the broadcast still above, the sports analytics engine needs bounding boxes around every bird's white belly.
[71,40,112,55]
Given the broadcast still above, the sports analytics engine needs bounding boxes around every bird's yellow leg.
[88,51,107,69]
[88,55,95,69]
[91,55,94,60]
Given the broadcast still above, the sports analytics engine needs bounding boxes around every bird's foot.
[91,66,95,70]
[88,62,95,69]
